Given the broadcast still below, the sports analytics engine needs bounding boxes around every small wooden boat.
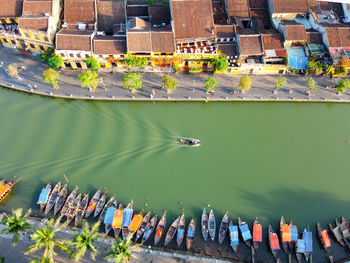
[176,213,186,247]
[74,193,89,227]
[112,203,123,238]
[201,208,209,241]
[328,222,345,247]
[218,211,229,244]
[103,200,118,234]
[337,217,350,243]
[296,236,305,263]
[121,202,133,239]
[53,184,68,215]
[303,228,313,262]
[85,188,101,218]
[268,225,280,259]
[208,209,216,241]
[289,219,298,251]
[45,182,61,214]
[280,216,290,253]
[98,195,114,224]
[37,183,52,211]
[154,211,166,245]
[253,218,262,251]
[238,217,252,248]
[135,211,151,242]
[128,210,144,236]
[317,222,331,253]
[186,218,196,250]
[0,179,15,202]
[164,216,180,247]
[60,186,78,218]
[179,138,201,146]
[142,214,158,244]
[94,191,107,218]
[229,221,239,253]
[66,193,81,225]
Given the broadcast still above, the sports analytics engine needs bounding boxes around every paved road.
[0,46,348,102]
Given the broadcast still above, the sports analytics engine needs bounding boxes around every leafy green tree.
[69,221,103,262]
[205,77,217,93]
[335,78,350,94]
[274,76,286,90]
[104,235,138,263]
[162,75,178,93]
[124,53,148,68]
[78,70,100,91]
[307,57,322,75]
[86,57,100,71]
[25,219,69,263]
[306,76,318,92]
[122,73,142,92]
[40,48,54,62]
[6,64,23,79]
[238,75,251,92]
[0,208,31,246]
[47,54,63,69]
[324,64,335,78]
[43,69,59,89]
[212,56,229,72]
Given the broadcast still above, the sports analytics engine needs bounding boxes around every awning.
[286,46,308,70]
[307,43,326,56]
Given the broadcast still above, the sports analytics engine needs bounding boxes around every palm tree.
[104,235,138,263]
[25,219,69,263]
[0,208,32,245]
[69,221,104,262]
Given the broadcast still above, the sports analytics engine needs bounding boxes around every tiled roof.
[128,17,150,29]
[97,0,125,34]
[282,20,306,41]
[261,32,284,50]
[215,25,234,39]
[150,30,175,53]
[226,0,249,17]
[171,0,215,41]
[306,30,323,44]
[239,34,263,56]
[325,26,350,48]
[94,36,126,55]
[56,29,93,51]
[127,30,151,52]
[64,0,95,25]
[218,43,237,57]
[18,16,49,31]
[0,0,23,17]
[249,0,267,8]
[272,0,308,14]
[149,5,170,26]
[250,9,270,29]
[22,0,52,16]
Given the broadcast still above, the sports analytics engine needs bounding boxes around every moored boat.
[218,211,229,244]
[176,213,186,247]
[317,222,331,253]
[66,193,81,225]
[337,217,350,244]
[103,200,117,234]
[128,210,144,237]
[94,192,107,218]
[253,217,262,251]
[296,237,305,263]
[201,208,209,241]
[135,211,151,242]
[142,214,158,244]
[53,184,68,216]
[238,217,252,248]
[98,195,114,224]
[186,218,196,250]
[74,193,89,227]
[268,225,280,259]
[37,183,52,211]
[229,221,239,253]
[303,228,313,262]
[112,203,123,238]
[154,211,166,245]
[0,179,15,202]
[60,186,78,218]
[45,182,61,214]
[121,202,133,239]
[208,209,216,241]
[280,216,291,253]
[179,138,201,146]
[328,222,345,247]
[289,219,298,251]
[164,216,180,247]
[85,188,101,218]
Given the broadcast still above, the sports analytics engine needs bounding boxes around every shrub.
[47,54,63,69]
[40,48,54,62]
[162,76,178,91]
[307,57,322,75]
[205,77,217,92]
[188,67,201,73]
[238,75,251,92]
[212,56,229,72]
[86,57,100,71]
[124,53,148,68]
[335,78,350,93]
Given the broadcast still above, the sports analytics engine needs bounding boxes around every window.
[2,38,8,43]
[85,54,89,58]
[30,43,35,49]
[77,54,81,58]
[39,45,45,51]
[35,34,41,41]
[10,40,16,45]
[70,53,74,58]
[0,19,6,24]
[43,36,49,42]
[25,32,30,38]
[60,53,65,57]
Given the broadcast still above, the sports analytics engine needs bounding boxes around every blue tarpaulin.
[187,226,195,238]
[239,224,252,241]
[297,239,305,253]
[122,208,133,227]
[37,189,50,204]
[104,207,116,224]
[229,225,239,246]
[177,228,184,239]
[290,226,298,241]
[303,230,313,252]
[144,227,151,238]
[288,55,308,70]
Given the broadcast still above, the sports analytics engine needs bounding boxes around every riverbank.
[1,47,349,103]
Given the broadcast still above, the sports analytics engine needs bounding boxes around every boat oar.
[63,174,69,183]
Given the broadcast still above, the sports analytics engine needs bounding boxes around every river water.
[0,88,349,262]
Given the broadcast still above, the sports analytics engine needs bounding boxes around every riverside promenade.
[0,47,349,103]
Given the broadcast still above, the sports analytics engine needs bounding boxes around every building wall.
[308,14,329,48]
[342,3,350,23]
[55,50,93,60]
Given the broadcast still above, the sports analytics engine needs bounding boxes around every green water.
[1,88,350,261]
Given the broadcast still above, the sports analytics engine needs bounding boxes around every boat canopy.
[290,226,298,241]
[187,225,195,238]
[0,183,9,196]
[229,225,239,246]
[321,230,331,248]
[87,201,96,211]
[303,231,313,252]
[239,224,252,241]
[177,228,184,239]
[282,224,291,242]
[103,207,117,224]
[128,214,143,232]
[37,188,51,204]
[156,227,163,237]
[297,239,305,253]
[144,227,152,238]
[333,226,343,241]
[122,208,133,227]
[112,209,123,228]
[253,224,262,242]
[270,234,280,250]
